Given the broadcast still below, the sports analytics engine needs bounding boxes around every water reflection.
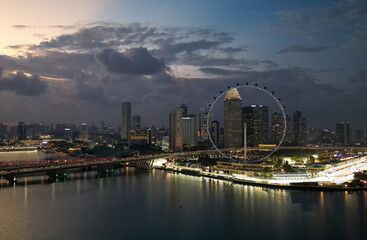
[0,169,366,240]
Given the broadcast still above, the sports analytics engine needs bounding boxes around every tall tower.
[180,104,188,117]
[182,114,198,147]
[199,104,212,140]
[80,123,88,141]
[271,112,283,144]
[211,120,220,144]
[224,88,242,148]
[336,122,351,146]
[243,105,269,147]
[121,102,131,141]
[169,107,183,152]
[293,111,306,146]
[132,115,141,130]
[17,122,27,141]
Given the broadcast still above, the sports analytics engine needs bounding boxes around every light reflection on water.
[0,168,366,240]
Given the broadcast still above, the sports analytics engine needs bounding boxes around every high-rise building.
[199,104,212,140]
[151,125,157,144]
[132,115,141,130]
[211,120,220,144]
[321,128,332,146]
[63,127,72,140]
[271,112,283,144]
[169,107,183,152]
[293,111,307,146]
[243,105,269,147]
[18,122,27,141]
[0,123,7,139]
[180,104,188,117]
[283,115,293,145]
[336,122,351,146]
[182,114,198,147]
[121,102,131,141]
[80,123,88,141]
[224,88,243,148]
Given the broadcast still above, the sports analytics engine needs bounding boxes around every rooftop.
[224,88,242,101]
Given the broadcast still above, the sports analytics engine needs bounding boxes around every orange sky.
[0,0,111,55]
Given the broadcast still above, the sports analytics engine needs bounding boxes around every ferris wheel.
[206,83,287,161]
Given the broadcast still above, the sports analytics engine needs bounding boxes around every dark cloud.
[200,67,250,76]
[277,0,367,33]
[350,68,367,85]
[277,0,367,53]
[11,25,33,28]
[277,45,328,54]
[96,48,166,75]
[0,70,48,96]
[2,22,366,128]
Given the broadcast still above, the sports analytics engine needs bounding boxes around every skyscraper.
[18,122,27,141]
[284,115,293,145]
[121,102,131,141]
[271,112,283,144]
[132,115,141,130]
[211,120,220,144]
[180,104,188,117]
[293,111,307,146]
[336,122,351,146]
[80,123,88,141]
[199,104,212,140]
[169,107,183,152]
[224,88,243,148]
[321,128,332,146]
[182,114,198,147]
[243,105,269,147]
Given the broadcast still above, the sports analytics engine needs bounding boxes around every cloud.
[276,0,367,53]
[277,0,367,33]
[349,68,367,85]
[96,48,166,75]
[277,45,328,54]
[11,25,34,28]
[0,70,48,96]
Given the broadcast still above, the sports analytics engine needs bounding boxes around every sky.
[0,0,366,129]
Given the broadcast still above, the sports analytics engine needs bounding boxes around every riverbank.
[159,166,367,192]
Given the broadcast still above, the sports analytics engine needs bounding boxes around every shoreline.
[160,167,367,192]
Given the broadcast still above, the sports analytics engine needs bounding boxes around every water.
[0,150,45,162]
[0,168,366,240]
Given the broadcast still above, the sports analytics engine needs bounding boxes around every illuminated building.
[243,105,269,147]
[130,129,151,145]
[336,122,351,146]
[224,88,242,148]
[80,123,88,141]
[271,112,283,144]
[132,115,141,130]
[321,128,332,146]
[293,111,307,146]
[182,114,198,147]
[169,107,183,152]
[121,102,131,141]
[199,104,212,140]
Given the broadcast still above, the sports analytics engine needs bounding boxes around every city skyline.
[0,0,366,128]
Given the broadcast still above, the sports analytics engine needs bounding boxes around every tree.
[283,161,293,172]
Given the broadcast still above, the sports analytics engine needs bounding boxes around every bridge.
[0,155,163,183]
